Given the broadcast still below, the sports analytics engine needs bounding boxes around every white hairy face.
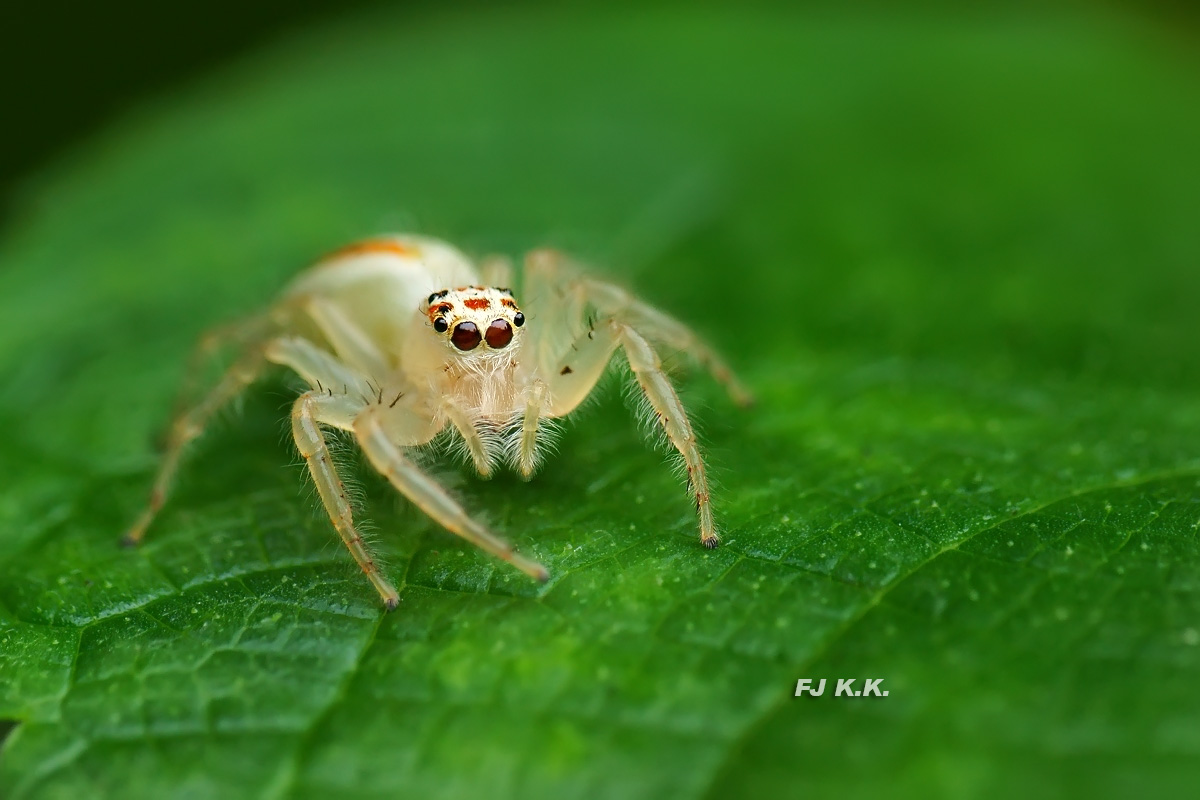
[423,285,526,359]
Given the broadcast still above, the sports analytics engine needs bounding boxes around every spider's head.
[423,286,526,362]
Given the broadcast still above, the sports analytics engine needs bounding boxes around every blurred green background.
[1,2,1199,798]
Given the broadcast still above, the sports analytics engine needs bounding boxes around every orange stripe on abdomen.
[320,238,419,263]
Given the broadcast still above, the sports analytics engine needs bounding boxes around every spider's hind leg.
[124,319,271,546]
[168,315,270,422]
[480,254,515,288]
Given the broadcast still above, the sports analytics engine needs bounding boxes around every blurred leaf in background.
[1,2,1199,799]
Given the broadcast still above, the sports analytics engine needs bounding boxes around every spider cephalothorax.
[125,234,752,610]
[425,286,526,357]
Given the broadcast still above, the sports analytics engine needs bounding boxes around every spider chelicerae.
[126,235,752,609]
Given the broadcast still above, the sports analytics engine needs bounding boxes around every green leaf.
[2,4,1200,798]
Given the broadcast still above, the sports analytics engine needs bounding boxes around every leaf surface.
[1,5,1199,799]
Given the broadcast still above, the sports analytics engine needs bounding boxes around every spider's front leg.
[265,335,404,608]
[616,324,719,547]
[532,314,720,548]
[353,403,550,581]
[523,251,737,548]
[291,390,401,610]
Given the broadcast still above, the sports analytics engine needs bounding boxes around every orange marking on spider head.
[500,298,517,308]
[464,298,491,311]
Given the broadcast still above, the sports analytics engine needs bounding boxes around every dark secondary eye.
[433,317,449,333]
[512,311,525,327]
[485,319,513,349]
[451,321,482,350]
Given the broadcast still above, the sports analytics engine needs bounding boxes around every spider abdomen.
[283,235,479,364]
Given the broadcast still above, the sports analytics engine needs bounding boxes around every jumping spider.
[126,235,753,609]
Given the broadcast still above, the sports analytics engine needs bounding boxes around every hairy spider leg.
[522,259,721,548]
[479,254,514,288]
[513,379,548,477]
[264,336,372,397]
[354,404,550,582]
[293,295,390,377]
[290,389,400,609]
[126,294,391,547]
[526,250,754,408]
[124,340,269,546]
[617,324,718,547]
[170,314,272,422]
[439,396,499,477]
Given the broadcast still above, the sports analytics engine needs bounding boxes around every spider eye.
[485,319,513,349]
[512,311,525,328]
[451,321,482,350]
[433,317,449,333]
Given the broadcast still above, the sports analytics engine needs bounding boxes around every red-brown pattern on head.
[426,287,525,356]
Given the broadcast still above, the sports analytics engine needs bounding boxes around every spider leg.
[126,332,375,548]
[479,254,514,288]
[171,314,272,421]
[513,379,548,477]
[354,405,550,582]
[537,317,719,549]
[440,397,497,477]
[616,324,718,547]
[291,390,400,610]
[291,295,391,377]
[124,341,269,546]
[264,336,374,397]
[525,249,754,407]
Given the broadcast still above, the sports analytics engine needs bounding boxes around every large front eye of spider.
[485,319,513,349]
[451,321,482,350]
